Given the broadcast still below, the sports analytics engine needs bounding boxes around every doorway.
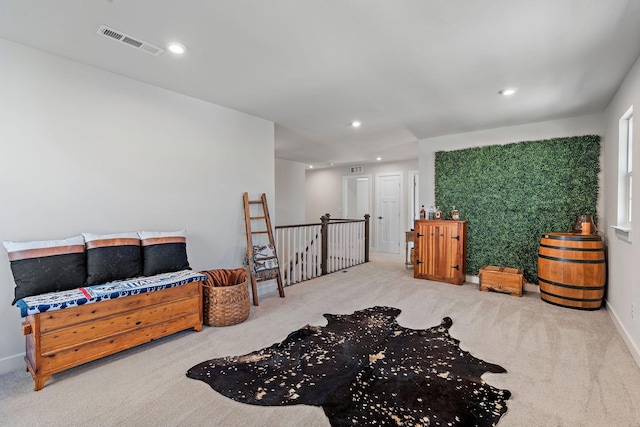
[342,174,372,219]
[376,172,402,253]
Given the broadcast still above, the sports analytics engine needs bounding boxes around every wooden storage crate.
[479,265,525,297]
[22,280,203,391]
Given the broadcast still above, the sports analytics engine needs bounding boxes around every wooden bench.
[21,280,202,391]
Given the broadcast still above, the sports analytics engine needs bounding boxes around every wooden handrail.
[275,222,322,229]
[275,218,365,229]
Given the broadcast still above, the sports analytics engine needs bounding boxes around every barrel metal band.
[540,295,602,311]
[539,244,602,252]
[542,234,602,242]
[539,288,604,303]
[538,254,605,264]
[538,277,605,291]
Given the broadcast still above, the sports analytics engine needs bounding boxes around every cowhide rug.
[187,306,511,427]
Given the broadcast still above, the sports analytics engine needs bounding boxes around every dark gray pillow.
[138,230,190,276]
[3,236,87,305]
[83,232,142,285]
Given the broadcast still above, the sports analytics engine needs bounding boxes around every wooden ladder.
[243,192,285,306]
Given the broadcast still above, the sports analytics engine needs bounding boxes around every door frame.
[408,170,419,230]
[375,171,403,253]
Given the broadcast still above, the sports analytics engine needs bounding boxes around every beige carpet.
[1,253,640,427]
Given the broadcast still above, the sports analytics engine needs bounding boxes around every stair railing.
[275,214,369,287]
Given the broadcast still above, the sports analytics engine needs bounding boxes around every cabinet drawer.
[41,296,200,352]
[37,281,200,333]
[40,312,201,374]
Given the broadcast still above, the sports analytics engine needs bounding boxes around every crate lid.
[479,265,523,275]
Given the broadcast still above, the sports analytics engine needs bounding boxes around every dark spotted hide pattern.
[187,306,511,426]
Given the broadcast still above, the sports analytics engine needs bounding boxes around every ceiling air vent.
[97,25,164,56]
[350,166,364,174]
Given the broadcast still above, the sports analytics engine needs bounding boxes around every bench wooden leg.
[33,374,50,391]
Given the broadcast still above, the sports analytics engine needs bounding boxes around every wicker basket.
[201,270,250,327]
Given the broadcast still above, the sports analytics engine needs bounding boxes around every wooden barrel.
[538,233,605,310]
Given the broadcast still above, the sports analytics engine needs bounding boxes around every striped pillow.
[83,232,142,285]
[3,236,86,305]
[138,230,190,276]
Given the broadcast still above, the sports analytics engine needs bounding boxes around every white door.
[376,172,402,253]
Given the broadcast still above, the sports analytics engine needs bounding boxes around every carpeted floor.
[1,252,640,426]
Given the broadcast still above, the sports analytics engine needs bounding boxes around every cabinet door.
[424,222,437,276]
[413,221,432,278]
[435,223,461,281]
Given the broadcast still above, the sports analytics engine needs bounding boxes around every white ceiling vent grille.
[350,166,364,174]
[97,25,164,56]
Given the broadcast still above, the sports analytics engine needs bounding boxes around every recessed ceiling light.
[167,42,186,54]
[351,121,362,128]
[309,165,314,169]
[499,88,517,96]
[376,157,382,161]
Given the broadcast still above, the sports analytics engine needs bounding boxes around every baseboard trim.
[465,275,479,284]
[466,275,540,293]
[606,301,640,369]
[251,281,278,304]
[260,281,278,294]
[0,353,25,375]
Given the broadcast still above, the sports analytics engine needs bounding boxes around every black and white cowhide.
[187,306,511,426]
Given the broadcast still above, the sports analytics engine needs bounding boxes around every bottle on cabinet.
[428,206,435,220]
[419,205,426,219]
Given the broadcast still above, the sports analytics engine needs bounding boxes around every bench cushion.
[15,269,206,317]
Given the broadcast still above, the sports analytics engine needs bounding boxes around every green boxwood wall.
[434,135,600,283]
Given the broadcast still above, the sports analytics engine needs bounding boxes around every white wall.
[602,54,640,367]
[274,159,306,226]
[0,39,275,374]
[305,159,419,249]
[305,168,344,223]
[418,114,605,218]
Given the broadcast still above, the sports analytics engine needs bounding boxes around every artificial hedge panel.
[434,135,600,283]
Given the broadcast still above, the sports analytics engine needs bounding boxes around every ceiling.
[2,1,640,168]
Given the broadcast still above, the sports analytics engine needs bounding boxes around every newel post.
[320,213,330,275]
[364,214,370,263]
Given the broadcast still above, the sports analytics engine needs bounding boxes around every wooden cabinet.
[413,220,467,285]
